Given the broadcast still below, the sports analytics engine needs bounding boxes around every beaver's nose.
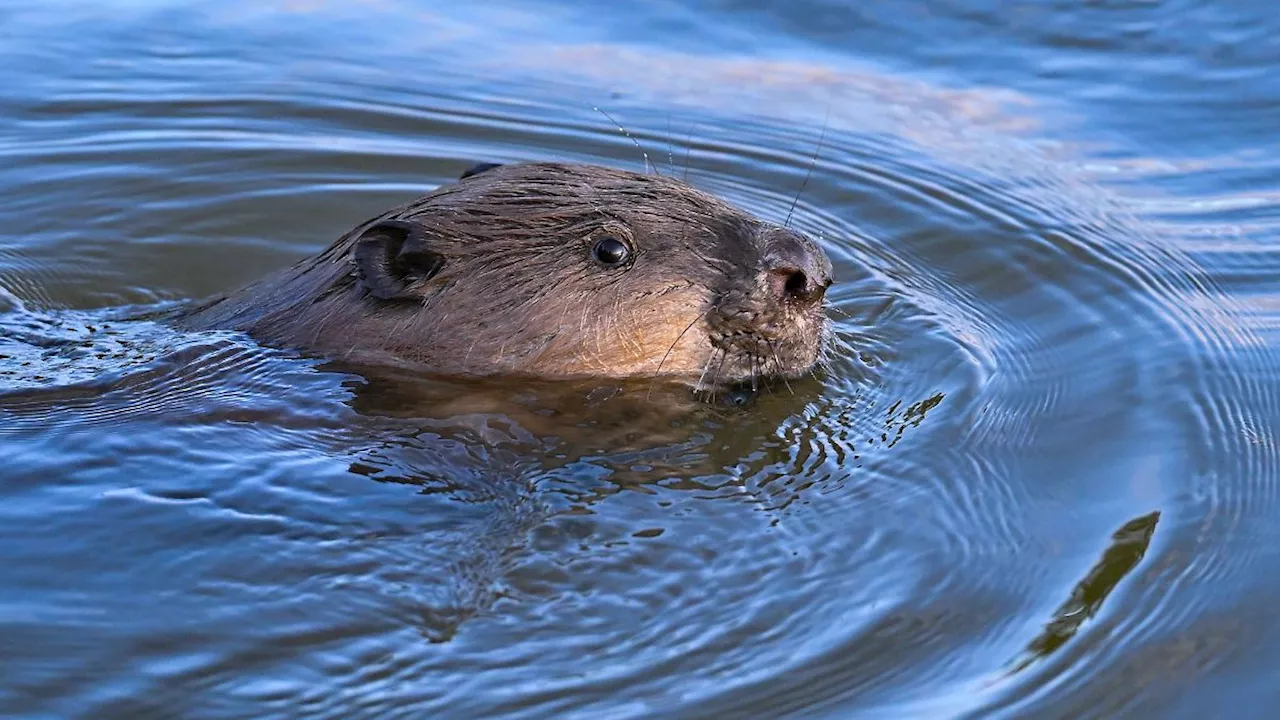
[762,231,833,307]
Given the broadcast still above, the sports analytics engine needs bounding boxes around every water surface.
[2,1,1279,718]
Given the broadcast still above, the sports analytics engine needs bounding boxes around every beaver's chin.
[689,327,828,393]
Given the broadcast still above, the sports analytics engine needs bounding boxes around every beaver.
[179,162,833,389]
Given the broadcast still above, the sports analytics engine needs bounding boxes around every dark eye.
[591,236,631,267]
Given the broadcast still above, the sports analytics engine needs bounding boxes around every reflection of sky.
[0,3,1278,717]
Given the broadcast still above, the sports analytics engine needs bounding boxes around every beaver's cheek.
[604,286,718,377]
[515,285,713,378]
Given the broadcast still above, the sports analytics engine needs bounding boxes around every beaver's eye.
[591,236,631,267]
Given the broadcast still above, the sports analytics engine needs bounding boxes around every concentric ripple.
[2,1,1280,718]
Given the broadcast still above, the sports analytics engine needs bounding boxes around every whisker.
[665,113,676,177]
[770,341,795,396]
[682,122,696,183]
[695,348,716,394]
[592,105,656,176]
[648,311,707,400]
[829,331,857,358]
[708,348,729,405]
[786,103,832,228]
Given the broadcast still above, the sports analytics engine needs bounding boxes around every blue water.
[2,1,1278,718]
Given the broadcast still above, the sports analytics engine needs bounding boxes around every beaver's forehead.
[414,162,772,258]
[445,164,738,211]
[422,194,759,244]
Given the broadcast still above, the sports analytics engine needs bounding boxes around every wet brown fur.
[178,162,832,387]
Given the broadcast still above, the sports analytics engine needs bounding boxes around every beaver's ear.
[460,162,502,180]
[353,220,445,301]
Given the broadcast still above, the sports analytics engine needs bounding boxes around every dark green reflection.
[1009,511,1161,674]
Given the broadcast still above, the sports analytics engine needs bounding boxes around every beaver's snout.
[697,225,833,388]
[760,229,833,309]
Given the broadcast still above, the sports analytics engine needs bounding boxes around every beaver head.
[185,162,833,389]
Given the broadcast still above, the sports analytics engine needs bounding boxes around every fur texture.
[179,162,833,387]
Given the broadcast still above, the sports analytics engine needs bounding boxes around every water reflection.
[2,0,1280,718]
[1010,511,1162,675]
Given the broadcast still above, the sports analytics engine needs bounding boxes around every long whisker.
[786,103,832,228]
[682,122,696,183]
[707,347,729,405]
[770,341,795,396]
[665,113,677,177]
[695,347,717,394]
[648,310,707,400]
[592,105,656,176]
[828,329,857,359]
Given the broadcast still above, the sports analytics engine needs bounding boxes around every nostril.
[770,267,821,305]
[784,269,809,299]
[760,230,833,306]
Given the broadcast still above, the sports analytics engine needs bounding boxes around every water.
[2,1,1278,717]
